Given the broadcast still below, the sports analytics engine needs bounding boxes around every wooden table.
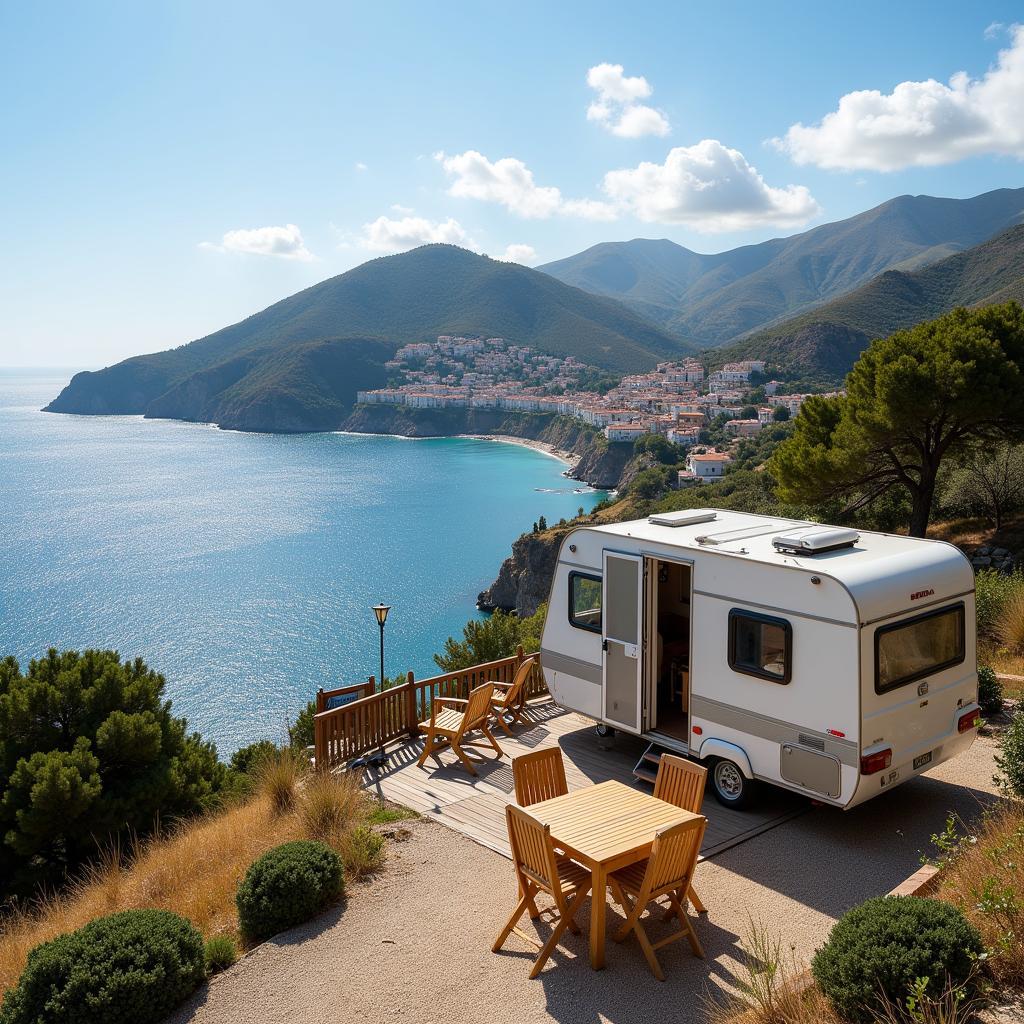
[529,779,700,970]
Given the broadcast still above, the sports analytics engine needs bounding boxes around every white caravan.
[539,509,980,810]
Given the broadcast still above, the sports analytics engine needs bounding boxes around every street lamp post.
[371,603,391,690]
[360,603,392,770]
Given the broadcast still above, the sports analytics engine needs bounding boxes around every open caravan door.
[602,551,644,733]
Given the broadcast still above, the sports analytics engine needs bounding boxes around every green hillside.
[46,245,688,431]
[713,223,1024,379]
[540,187,1024,346]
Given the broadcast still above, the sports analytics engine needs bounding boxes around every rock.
[992,547,1010,557]
[972,556,993,567]
[977,546,992,556]
[478,528,567,617]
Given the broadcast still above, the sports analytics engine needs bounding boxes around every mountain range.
[46,186,1024,432]
[540,187,1024,346]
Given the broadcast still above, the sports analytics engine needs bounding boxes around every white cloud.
[436,149,615,220]
[499,243,538,265]
[390,203,414,214]
[360,215,474,252]
[774,25,1024,171]
[985,21,1005,40]
[586,62,670,138]
[601,139,821,231]
[199,224,314,261]
[355,161,368,171]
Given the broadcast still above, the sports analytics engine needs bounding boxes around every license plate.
[913,751,932,770]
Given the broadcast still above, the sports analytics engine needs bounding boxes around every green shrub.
[203,934,238,975]
[975,568,1024,638]
[340,825,385,878]
[978,665,1004,717]
[229,739,279,775]
[994,710,1024,799]
[0,909,205,1024]
[236,840,343,943]
[811,896,983,1023]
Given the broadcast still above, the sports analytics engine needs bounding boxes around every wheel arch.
[696,738,754,779]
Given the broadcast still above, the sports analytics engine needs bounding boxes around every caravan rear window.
[568,572,602,633]
[875,603,965,694]
[728,610,792,684]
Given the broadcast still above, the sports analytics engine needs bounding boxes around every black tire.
[595,723,615,739]
[709,758,758,809]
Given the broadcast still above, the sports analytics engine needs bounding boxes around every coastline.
[455,433,582,469]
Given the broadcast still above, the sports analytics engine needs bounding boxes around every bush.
[433,605,545,672]
[811,896,983,1023]
[236,840,343,943]
[996,587,1024,653]
[978,665,1004,717]
[203,935,238,975]
[975,568,1024,638]
[994,710,1024,799]
[257,748,307,815]
[339,825,385,878]
[0,909,205,1024]
[229,740,279,775]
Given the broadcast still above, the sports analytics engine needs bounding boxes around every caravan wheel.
[710,758,757,809]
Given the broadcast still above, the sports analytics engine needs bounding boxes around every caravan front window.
[875,603,965,694]
[729,610,792,684]
[568,572,602,633]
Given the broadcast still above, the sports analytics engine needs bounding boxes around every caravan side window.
[728,610,792,684]
[568,572,602,633]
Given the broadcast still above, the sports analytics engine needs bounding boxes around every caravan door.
[602,551,644,734]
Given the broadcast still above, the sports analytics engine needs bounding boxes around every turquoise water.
[0,371,600,752]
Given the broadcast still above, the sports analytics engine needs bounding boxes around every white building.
[725,419,762,437]
[686,451,733,481]
[605,423,648,443]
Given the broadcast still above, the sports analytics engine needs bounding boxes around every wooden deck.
[360,698,807,859]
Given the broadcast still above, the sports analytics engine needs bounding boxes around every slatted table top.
[529,779,700,868]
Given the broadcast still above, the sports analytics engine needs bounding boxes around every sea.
[0,370,601,753]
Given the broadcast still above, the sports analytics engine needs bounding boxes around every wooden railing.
[313,646,546,771]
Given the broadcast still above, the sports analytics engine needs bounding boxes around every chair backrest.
[458,683,494,738]
[513,747,568,806]
[505,804,560,895]
[644,816,706,898]
[653,754,707,813]
[497,655,538,708]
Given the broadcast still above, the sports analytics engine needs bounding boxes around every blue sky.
[2,1,1023,367]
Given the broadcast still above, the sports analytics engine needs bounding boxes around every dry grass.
[703,922,841,1024]
[0,769,386,997]
[934,801,1024,991]
[995,590,1024,656]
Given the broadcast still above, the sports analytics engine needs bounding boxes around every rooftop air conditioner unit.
[647,510,718,528]
[772,526,860,555]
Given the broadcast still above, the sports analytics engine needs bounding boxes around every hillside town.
[357,335,834,480]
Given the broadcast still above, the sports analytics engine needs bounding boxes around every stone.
[972,556,993,567]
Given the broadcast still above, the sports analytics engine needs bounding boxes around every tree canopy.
[0,649,225,896]
[770,303,1024,536]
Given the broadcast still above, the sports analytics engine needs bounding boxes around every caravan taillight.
[860,748,892,775]
[958,709,980,733]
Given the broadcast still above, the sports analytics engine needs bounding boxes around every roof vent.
[772,526,860,555]
[647,510,718,528]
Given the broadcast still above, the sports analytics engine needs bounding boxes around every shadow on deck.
[359,697,808,859]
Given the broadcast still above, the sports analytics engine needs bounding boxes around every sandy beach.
[458,433,583,470]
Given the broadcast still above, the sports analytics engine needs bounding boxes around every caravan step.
[633,742,670,786]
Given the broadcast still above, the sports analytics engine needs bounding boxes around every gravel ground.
[169,736,1001,1024]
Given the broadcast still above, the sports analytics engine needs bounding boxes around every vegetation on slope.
[715,223,1024,380]
[541,187,1024,345]
[46,245,689,428]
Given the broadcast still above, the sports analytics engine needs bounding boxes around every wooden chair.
[608,816,707,981]
[490,655,538,734]
[493,805,592,978]
[415,683,502,776]
[653,754,708,914]
[513,747,568,807]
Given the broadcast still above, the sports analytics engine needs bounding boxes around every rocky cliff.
[477,527,569,616]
